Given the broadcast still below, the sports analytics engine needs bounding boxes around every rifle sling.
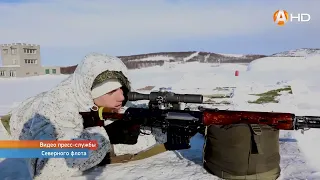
[108,144,168,164]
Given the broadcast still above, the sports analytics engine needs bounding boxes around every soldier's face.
[93,88,125,112]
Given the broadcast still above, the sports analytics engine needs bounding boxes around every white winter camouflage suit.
[9,53,165,179]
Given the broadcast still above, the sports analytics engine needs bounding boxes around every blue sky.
[0,0,319,66]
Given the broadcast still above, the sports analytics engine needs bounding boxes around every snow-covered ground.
[1,56,320,179]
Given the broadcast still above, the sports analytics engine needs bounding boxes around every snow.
[132,55,174,62]
[203,54,210,62]
[217,53,244,58]
[1,57,320,179]
[247,56,320,72]
[183,51,199,62]
[0,74,70,115]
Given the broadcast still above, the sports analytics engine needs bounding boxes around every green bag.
[203,124,280,180]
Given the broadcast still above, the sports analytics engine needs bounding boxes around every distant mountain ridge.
[271,48,320,57]
[60,48,320,74]
[117,51,265,69]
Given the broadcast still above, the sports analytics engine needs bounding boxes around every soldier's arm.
[26,113,111,179]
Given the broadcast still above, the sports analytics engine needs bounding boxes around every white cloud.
[0,0,318,48]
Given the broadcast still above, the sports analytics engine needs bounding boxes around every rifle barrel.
[295,116,320,129]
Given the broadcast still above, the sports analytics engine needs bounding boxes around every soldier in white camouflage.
[8,53,165,180]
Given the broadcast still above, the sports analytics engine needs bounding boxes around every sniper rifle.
[80,88,320,150]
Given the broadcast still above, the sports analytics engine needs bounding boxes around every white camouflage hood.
[71,53,130,111]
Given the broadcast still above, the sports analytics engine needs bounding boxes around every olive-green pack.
[203,124,280,180]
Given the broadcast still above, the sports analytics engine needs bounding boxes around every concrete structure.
[0,43,61,78]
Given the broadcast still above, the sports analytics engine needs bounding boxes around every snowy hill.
[118,51,264,65]
[60,51,266,73]
[271,48,320,57]
[60,48,320,73]
[247,55,320,72]
[1,58,320,179]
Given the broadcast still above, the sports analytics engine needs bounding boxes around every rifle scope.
[127,91,203,104]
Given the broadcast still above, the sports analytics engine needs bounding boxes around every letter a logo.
[273,10,289,26]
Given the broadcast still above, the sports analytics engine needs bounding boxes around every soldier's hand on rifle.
[104,119,140,145]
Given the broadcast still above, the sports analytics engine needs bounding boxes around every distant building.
[0,43,61,78]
